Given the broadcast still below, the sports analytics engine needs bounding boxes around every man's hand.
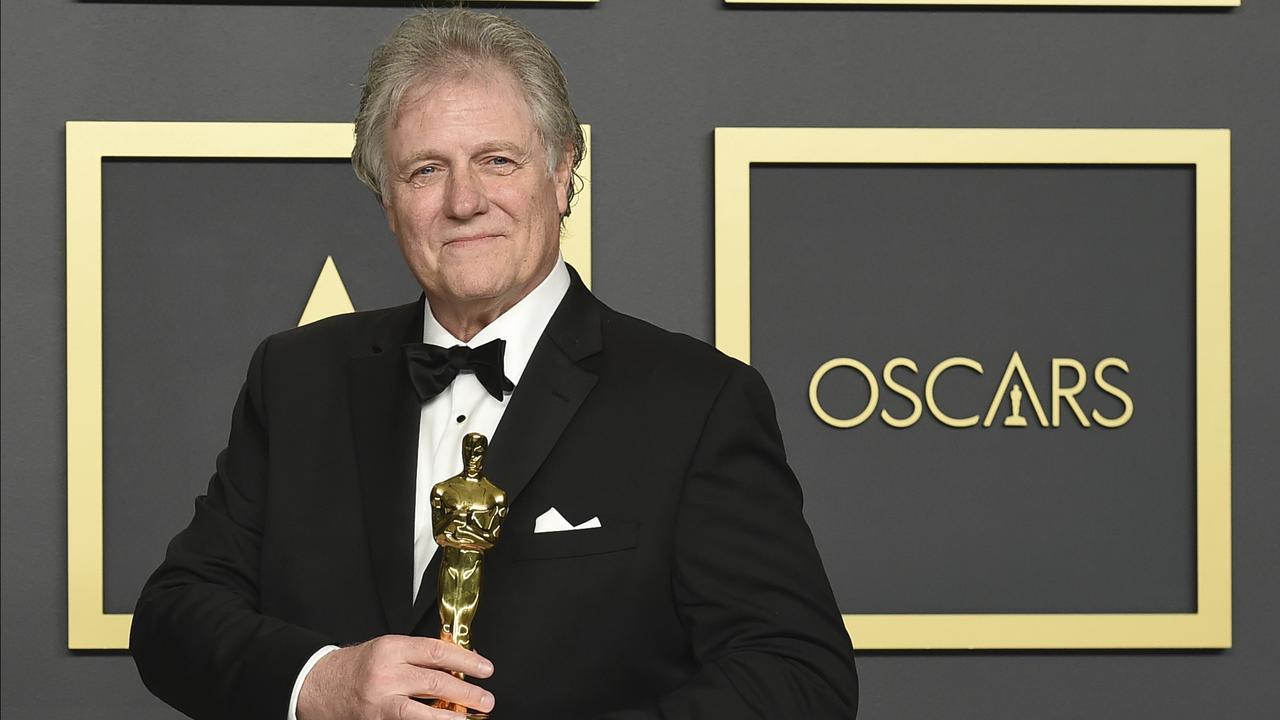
[297,635,496,720]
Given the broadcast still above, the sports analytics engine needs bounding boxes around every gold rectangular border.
[726,1,1239,6]
[714,127,1230,649]
[66,121,591,649]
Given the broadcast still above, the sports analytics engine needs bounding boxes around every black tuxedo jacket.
[131,271,858,719]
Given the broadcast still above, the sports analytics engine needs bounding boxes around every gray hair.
[352,8,586,215]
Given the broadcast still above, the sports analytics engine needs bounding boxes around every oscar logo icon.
[1003,384,1030,427]
[430,432,508,719]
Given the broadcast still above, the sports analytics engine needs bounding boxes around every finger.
[401,637,494,677]
[390,696,471,720]
[405,669,496,714]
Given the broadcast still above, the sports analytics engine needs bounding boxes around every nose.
[444,166,488,220]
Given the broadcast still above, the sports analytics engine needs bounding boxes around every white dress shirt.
[286,258,570,720]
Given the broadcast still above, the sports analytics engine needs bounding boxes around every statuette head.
[462,432,488,477]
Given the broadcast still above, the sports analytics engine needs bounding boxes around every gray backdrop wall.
[3,1,1279,718]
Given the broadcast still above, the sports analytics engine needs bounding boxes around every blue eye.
[485,156,519,175]
[407,164,442,187]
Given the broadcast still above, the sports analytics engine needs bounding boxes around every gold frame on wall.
[64,121,592,649]
[714,126,1231,649]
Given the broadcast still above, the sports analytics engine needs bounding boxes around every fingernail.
[478,659,494,675]
[481,692,495,709]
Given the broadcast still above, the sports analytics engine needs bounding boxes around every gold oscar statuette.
[430,432,508,719]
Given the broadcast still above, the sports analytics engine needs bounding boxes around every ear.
[383,196,399,235]
[554,146,574,217]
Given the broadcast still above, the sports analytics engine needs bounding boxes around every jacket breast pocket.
[513,521,639,560]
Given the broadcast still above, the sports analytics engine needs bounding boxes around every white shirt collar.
[421,256,570,387]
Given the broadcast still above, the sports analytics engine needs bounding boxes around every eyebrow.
[398,141,530,168]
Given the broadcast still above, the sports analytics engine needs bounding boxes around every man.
[131,9,858,720]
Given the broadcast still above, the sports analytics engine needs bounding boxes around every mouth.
[444,234,501,247]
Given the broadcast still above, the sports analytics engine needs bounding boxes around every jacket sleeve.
[599,363,859,719]
[130,337,337,720]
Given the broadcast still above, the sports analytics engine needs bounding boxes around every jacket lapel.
[348,299,424,635]
[408,269,603,634]
[485,269,602,506]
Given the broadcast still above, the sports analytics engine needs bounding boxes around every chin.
[442,272,517,304]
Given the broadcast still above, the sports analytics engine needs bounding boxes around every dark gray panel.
[751,164,1194,613]
[100,159,415,613]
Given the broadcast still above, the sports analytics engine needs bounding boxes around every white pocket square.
[534,507,602,533]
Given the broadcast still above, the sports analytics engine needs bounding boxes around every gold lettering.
[880,357,922,428]
[809,358,879,428]
[1091,357,1134,428]
[1051,358,1091,428]
[925,357,983,428]
[984,351,1049,428]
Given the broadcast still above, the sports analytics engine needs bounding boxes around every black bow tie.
[403,339,515,402]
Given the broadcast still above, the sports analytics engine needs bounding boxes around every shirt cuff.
[287,644,340,720]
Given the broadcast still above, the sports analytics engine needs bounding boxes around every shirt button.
[456,415,466,423]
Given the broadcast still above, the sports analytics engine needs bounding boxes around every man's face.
[382,67,571,312]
